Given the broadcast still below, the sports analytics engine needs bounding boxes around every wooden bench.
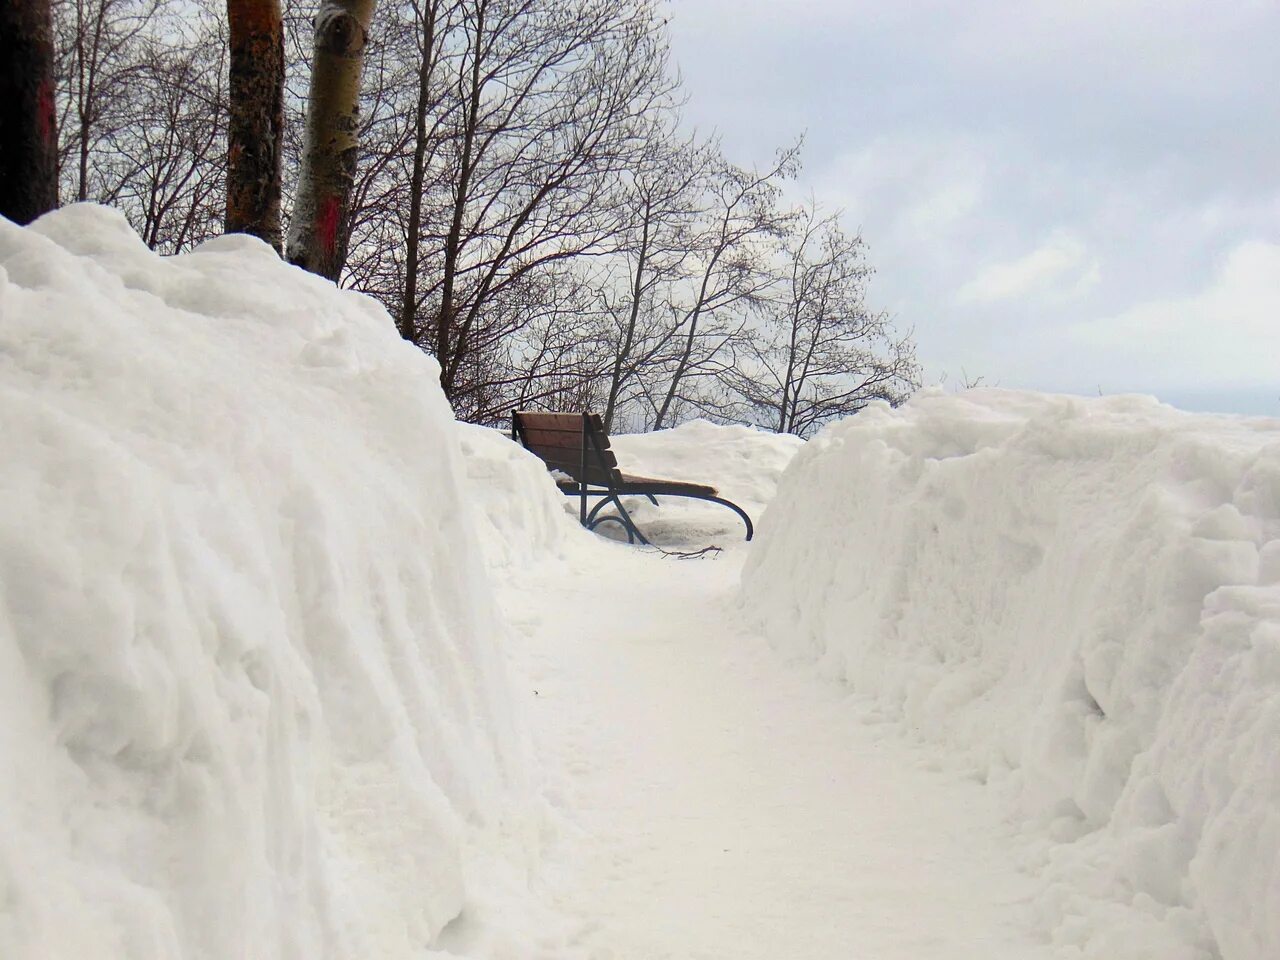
[511,411,754,544]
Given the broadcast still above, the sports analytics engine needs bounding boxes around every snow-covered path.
[504,541,1058,960]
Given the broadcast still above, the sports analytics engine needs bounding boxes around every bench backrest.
[512,411,623,487]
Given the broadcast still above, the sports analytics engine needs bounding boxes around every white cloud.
[958,232,1099,305]
[810,133,988,236]
[668,0,1280,411]
[1069,240,1280,388]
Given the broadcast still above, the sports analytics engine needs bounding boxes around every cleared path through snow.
[503,543,1057,960]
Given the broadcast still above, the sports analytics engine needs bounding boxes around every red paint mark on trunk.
[36,78,56,148]
[317,195,341,259]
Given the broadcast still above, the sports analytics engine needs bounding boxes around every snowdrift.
[743,389,1280,960]
[453,422,581,569]
[608,420,804,544]
[457,417,803,550]
[0,206,535,960]
[610,419,804,517]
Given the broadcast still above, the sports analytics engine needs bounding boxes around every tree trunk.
[654,215,730,430]
[653,264,714,430]
[603,202,651,433]
[226,0,285,251]
[286,0,377,280]
[398,0,440,342]
[436,0,485,395]
[0,0,58,225]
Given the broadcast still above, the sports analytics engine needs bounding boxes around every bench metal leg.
[586,494,650,545]
[585,496,613,528]
[691,494,754,541]
[562,487,750,544]
[587,513,635,544]
[633,491,754,541]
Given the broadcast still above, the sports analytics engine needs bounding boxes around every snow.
[607,420,804,545]
[0,205,538,960]
[505,545,1062,960]
[742,388,1280,960]
[610,419,805,517]
[5,206,1279,960]
[453,422,580,568]
[466,422,1063,958]
[450,417,803,557]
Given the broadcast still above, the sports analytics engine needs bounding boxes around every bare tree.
[422,0,678,410]
[50,0,228,250]
[395,0,455,339]
[649,143,799,429]
[104,13,227,250]
[226,0,284,247]
[287,0,377,279]
[736,203,919,437]
[502,142,787,433]
[1,0,59,223]
[306,0,682,421]
[53,0,159,204]
[128,30,228,251]
[597,135,702,431]
[34,0,919,436]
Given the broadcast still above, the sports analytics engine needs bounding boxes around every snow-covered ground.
[5,208,1278,960]
[503,543,1064,960]
[744,389,1280,960]
[0,206,539,959]
[609,419,805,518]
[455,419,1054,958]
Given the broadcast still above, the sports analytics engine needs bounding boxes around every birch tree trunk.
[286,0,377,280]
[226,0,284,250]
[0,0,59,224]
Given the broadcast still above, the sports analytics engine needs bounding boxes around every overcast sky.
[666,0,1280,415]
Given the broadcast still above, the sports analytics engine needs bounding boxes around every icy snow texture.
[743,389,1280,960]
[0,206,532,960]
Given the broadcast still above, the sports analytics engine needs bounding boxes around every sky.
[665,0,1280,415]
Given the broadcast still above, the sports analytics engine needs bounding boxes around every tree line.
[0,0,919,435]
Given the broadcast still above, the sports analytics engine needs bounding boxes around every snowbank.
[742,389,1280,960]
[452,418,803,552]
[0,206,532,960]
[453,418,803,555]
[453,423,581,569]
[609,420,804,544]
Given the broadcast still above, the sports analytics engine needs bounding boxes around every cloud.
[809,133,988,235]
[958,232,1100,305]
[1069,240,1280,388]
[667,0,1280,411]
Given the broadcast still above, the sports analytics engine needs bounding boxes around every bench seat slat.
[617,473,717,497]
[555,474,717,497]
